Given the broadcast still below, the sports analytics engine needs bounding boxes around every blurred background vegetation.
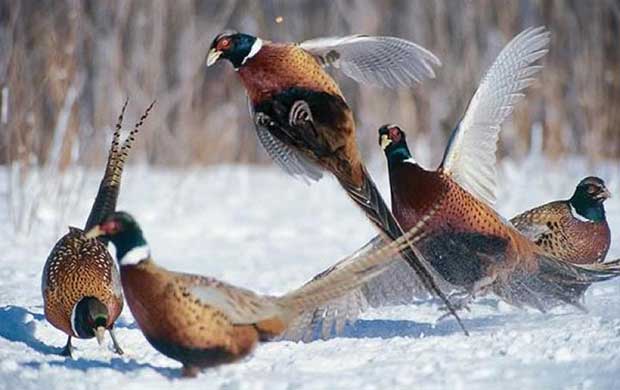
[1,0,619,170]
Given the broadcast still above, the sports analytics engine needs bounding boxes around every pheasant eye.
[217,38,232,51]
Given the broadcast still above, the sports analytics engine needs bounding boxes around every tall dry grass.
[1,0,619,170]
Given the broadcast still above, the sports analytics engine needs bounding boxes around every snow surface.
[1,157,619,389]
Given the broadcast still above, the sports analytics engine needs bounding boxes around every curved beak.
[95,326,106,346]
[85,225,104,239]
[380,134,392,150]
[206,48,222,67]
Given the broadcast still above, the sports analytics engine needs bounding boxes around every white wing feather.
[255,125,323,183]
[299,35,441,88]
[440,26,550,206]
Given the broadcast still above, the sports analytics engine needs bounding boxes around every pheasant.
[511,177,612,264]
[206,31,466,328]
[85,211,414,377]
[380,122,620,310]
[41,101,154,357]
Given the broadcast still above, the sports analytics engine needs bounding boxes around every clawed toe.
[255,112,274,127]
[289,100,313,126]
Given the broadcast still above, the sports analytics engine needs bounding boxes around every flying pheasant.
[206,31,465,327]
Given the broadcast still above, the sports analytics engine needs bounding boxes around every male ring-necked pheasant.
[375,28,620,310]
[379,103,620,310]
[511,177,612,265]
[85,211,410,377]
[42,101,154,357]
[206,31,466,328]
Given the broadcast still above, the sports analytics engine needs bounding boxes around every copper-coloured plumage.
[207,31,465,329]
[239,43,343,104]
[42,101,154,356]
[382,125,620,311]
[277,27,557,340]
[86,211,410,377]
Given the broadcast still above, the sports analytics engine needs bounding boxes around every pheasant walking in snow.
[42,101,154,357]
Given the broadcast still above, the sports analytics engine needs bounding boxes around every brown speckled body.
[510,201,610,264]
[390,162,546,297]
[42,227,123,336]
[120,260,284,373]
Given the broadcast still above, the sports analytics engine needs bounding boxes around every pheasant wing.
[300,35,440,88]
[440,27,550,207]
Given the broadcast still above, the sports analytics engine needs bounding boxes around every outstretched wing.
[299,35,440,88]
[255,125,323,183]
[440,26,550,206]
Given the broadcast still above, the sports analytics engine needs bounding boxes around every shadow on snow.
[0,305,177,378]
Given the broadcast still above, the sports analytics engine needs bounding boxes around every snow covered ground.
[1,156,619,389]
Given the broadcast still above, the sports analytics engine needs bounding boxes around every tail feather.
[84,99,128,231]
[592,258,620,270]
[337,167,468,335]
[84,100,155,231]
[279,235,434,342]
[538,254,620,285]
[275,218,434,326]
[507,253,620,310]
[114,100,156,176]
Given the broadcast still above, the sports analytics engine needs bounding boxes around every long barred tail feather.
[84,100,155,231]
[84,99,128,231]
[115,100,156,173]
[276,212,428,326]
[502,253,620,311]
[593,257,620,269]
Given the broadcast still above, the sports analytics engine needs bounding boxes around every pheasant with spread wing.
[206,31,466,327]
